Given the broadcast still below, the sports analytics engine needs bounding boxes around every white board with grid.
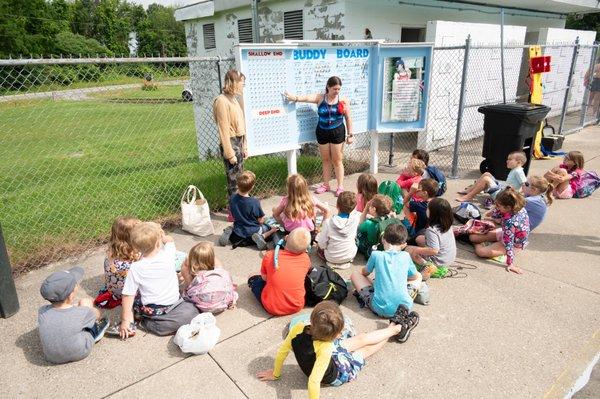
[238,46,371,156]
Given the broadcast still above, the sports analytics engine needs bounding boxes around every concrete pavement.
[1,127,599,398]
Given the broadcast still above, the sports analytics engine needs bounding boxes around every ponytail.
[544,183,554,206]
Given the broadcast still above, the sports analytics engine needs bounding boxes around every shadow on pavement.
[527,232,600,256]
[15,328,50,367]
[247,356,306,399]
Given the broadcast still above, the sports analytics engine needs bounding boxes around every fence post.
[559,37,580,134]
[0,224,19,318]
[580,45,598,127]
[450,35,471,179]
[387,133,395,166]
[216,58,223,93]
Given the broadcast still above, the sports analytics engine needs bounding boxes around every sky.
[128,0,200,9]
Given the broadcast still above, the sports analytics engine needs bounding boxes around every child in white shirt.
[119,222,199,338]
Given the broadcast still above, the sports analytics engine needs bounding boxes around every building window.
[238,18,253,43]
[203,23,216,49]
[284,10,303,40]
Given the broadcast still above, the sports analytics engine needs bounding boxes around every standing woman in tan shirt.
[213,69,248,199]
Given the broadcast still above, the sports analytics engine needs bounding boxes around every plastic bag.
[173,313,220,355]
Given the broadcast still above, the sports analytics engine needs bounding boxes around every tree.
[566,13,600,40]
[136,4,186,57]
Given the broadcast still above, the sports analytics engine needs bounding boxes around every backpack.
[378,180,404,214]
[304,265,348,307]
[185,269,238,313]
[453,202,482,224]
[425,165,447,196]
[573,171,600,198]
[357,216,402,258]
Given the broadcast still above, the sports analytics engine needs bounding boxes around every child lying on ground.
[257,301,419,399]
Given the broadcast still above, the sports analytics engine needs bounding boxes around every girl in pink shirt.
[356,173,378,212]
[273,174,329,233]
[397,158,426,192]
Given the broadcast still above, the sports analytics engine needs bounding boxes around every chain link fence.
[1,41,597,271]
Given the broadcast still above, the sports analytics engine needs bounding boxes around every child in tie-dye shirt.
[470,188,530,274]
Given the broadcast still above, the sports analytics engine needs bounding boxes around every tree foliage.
[566,14,600,40]
[0,0,187,57]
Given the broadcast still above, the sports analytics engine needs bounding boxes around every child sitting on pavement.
[272,174,330,239]
[356,194,401,259]
[351,223,422,318]
[405,198,456,280]
[247,228,312,316]
[456,151,527,203]
[404,178,439,236]
[38,266,109,364]
[119,222,199,338]
[219,170,278,250]
[355,173,378,212]
[544,151,584,200]
[181,241,238,314]
[257,301,419,399]
[396,158,426,194]
[94,216,140,309]
[469,188,530,274]
[316,191,360,270]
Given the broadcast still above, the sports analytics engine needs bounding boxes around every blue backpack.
[426,165,447,197]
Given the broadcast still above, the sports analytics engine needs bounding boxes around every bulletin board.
[236,43,433,156]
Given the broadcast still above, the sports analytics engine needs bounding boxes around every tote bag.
[181,185,214,236]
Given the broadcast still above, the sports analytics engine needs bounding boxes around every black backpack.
[304,265,348,307]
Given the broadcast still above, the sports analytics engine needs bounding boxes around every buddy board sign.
[236,43,433,156]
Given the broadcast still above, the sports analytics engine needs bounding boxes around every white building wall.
[423,21,527,151]
[344,0,565,42]
[536,28,597,118]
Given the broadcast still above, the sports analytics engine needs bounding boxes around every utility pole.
[251,0,261,43]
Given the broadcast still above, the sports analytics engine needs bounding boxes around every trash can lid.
[478,102,551,116]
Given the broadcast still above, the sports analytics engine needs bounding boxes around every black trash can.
[478,103,551,180]
[0,224,19,318]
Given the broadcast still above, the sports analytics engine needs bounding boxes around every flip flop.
[395,311,420,343]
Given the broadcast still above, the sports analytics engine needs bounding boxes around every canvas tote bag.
[181,185,214,236]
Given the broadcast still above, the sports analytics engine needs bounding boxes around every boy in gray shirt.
[38,266,109,364]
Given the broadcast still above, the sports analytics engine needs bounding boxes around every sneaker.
[218,226,233,246]
[92,318,110,343]
[328,261,351,270]
[414,283,430,306]
[483,197,494,209]
[420,262,438,281]
[314,183,330,194]
[106,322,137,338]
[251,232,268,250]
[490,255,507,264]
[395,311,420,343]
[335,187,344,197]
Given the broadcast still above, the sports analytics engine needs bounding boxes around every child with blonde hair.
[94,217,141,309]
[119,222,199,338]
[272,174,330,234]
[355,173,378,212]
[457,151,527,202]
[181,242,238,313]
[257,301,417,398]
[544,151,584,199]
[396,158,426,192]
[523,175,553,230]
[470,188,530,274]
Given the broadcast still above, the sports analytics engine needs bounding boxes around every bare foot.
[455,195,472,202]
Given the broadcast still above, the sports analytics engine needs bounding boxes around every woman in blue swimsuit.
[285,76,354,196]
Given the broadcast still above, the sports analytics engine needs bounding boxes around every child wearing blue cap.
[38,266,109,364]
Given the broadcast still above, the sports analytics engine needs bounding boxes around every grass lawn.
[0,85,321,270]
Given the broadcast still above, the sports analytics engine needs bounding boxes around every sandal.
[389,304,410,325]
[395,311,420,343]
